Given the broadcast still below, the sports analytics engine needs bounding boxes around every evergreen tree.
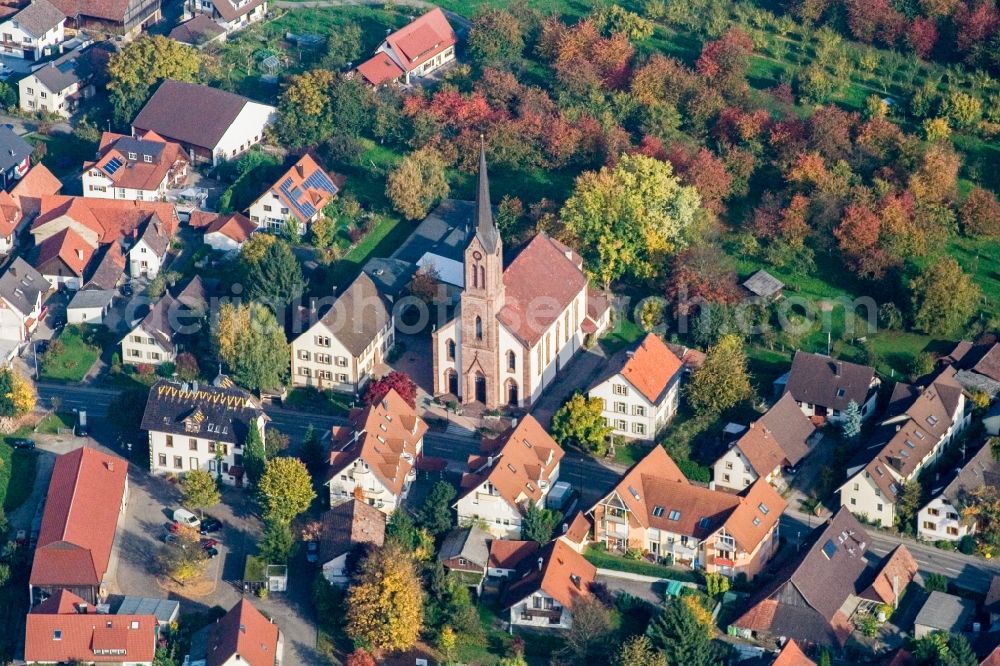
[647,597,716,666]
[243,425,266,487]
[522,504,562,543]
[417,481,456,535]
[946,634,978,666]
[386,509,419,550]
[842,400,862,440]
[299,424,325,475]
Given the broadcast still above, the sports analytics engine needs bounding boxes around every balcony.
[521,607,564,622]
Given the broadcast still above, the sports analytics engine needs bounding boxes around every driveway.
[529,344,607,428]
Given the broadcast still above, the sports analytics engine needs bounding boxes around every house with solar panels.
[82,131,189,202]
[247,154,339,234]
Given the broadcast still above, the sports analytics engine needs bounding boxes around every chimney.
[571,574,581,589]
[77,602,88,614]
[76,248,84,260]
[537,557,543,571]
[835,362,843,377]
[309,297,317,313]
[296,162,305,178]
[192,380,199,393]
[106,461,114,472]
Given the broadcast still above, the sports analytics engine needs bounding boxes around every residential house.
[120,276,206,365]
[29,447,129,605]
[942,340,1000,397]
[81,242,126,291]
[356,8,457,86]
[772,640,816,666]
[487,539,539,578]
[82,131,189,202]
[168,14,225,47]
[0,190,22,254]
[24,590,157,665]
[66,288,114,324]
[49,0,159,37]
[18,42,114,117]
[856,544,918,610]
[140,376,268,485]
[132,80,276,166]
[502,539,596,630]
[324,388,428,513]
[291,272,393,394]
[186,599,283,666]
[732,509,918,648]
[438,525,491,588]
[191,211,255,253]
[559,512,591,553]
[713,393,816,492]
[12,163,62,223]
[0,125,34,188]
[840,367,969,528]
[319,498,386,585]
[914,591,974,638]
[185,0,266,34]
[114,596,180,630]
[589,446,785,578]
[432,145,609,409]
[743,269,784,300]
[918,439,999,542]
[776,351,880,424]
[247,154,338,234]
[0,0,65,60]
[0,257,47,354]
[35,226,94,289]
[127,215,171,278]
[454,415,564,539]
[588,333,684,442]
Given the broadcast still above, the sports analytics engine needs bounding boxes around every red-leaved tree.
[363,371,418,409]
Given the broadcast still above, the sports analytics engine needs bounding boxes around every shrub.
[925,572,948,592]
[156,362,177,378]
[959,536,976,555]
[934,539,956,551]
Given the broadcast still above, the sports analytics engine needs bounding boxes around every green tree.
[330,75,372,138]
[550,393,613,456]
[321,24,362,70]
[615,635,666,666]
[909,257,980,337]
[386,147,450,220]
[946,633,979,666]
[259,519,295,564]
[895,480,923,534]
[941,91,983,128]
[467,8,524,68]
[924,572,948,592]
[107,36,200,125]
[416,480,455,535]
[522,504,561,544]
[243,425,266,487]
[386,509,420,550]
[646,596,716,666]
[842,400,862,440]
[563,597,613,663]
[686,334,753,415]
[242,238,306,307]
[561,154,701,287]
[180,470,220,520]
[299,423,325,474]
[258,457,316,525]
[214,302,288,392]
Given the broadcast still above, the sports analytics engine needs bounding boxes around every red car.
[200,538,219,549]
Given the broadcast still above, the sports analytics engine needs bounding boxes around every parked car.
[163,533,179,545]
[34,339,48,355]
[75,410,88,437]
[172,508,201,528]
[9,438,35,450]
[120,282,133,297]
[306,541,319,563]
[203,546,219,559]
[199,517,221,534]
[199,538,219,549]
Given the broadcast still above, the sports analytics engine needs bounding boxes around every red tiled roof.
[860,545,918,605]
[981,647,1000,666]
[33,196,178,244]
[488,539,539,570]
[85,131,187,192]
[384,8,456,73]
[35,226,95,277]
[498,234,588,346]
[562,511,591,545]
[30,447,128,589]
[773,639,816,666]
[25,612,157,663]
[356,52,404,86]
[206,599,280,666]
[32,589,89,615]
[12,163,61,220]
[0,190,21,236]
[616,333,683,403]
[503,540,596,611]
[206,212,256,243]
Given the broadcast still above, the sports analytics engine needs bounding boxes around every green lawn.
[35,411,74,434]
[583,545,704,583]
[24,132,97,179]
[282,387,353,416]
[599,317,645,354]
[40,326,100,382]
[0,433,37,512]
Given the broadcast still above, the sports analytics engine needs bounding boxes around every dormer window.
[143,154,152,163]
[668,510,681,521]
[652,506,664,517]
[128,151,136,160]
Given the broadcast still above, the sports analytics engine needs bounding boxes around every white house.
[18,43,111,117]
[0,0,65,60]
[132,80,276,166]
[247,154,338,234]
[193,212,255,253]
[121,277,206,366]
[127,216,171,278]
[713,393,816,492]
[185,0,266,34]
[918,440,999,542]
[355,8,457,86]
[141,377,268,486]
[454,415,564,539]
[185,600,282,666]
[319,499,386,585]
[840,368,969,528]
[66,288,114,325]
[324,388,427,514]
[776,351,880,425]
[0,257,46,352]
[588,333,683,442]
[502,539,596,631]
[290,272,394,394]
[82,132,189,202]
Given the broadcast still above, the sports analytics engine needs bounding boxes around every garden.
[39,325,101,382]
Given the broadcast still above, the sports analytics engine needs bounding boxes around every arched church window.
[446,339,456,361]
[475,316,483,340]
[507,350,516,371]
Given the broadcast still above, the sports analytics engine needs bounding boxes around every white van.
[172,508,201,528]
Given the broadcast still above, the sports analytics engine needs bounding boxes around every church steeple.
[474,137,499,254]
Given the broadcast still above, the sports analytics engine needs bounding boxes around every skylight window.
[758,503,769,515]
[698,517,711,529]
[900,450,910,458]
[668,510,681,521]
[904,439,915,448]
[53,630,62,640]
[652,506,664,517]
[822,539,838,559]
[628,486,641,500]
[915,430,925,439]
[836,388,846,397]
[752,517,761,526]
[927,415,939,426]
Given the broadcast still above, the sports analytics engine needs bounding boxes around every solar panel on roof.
[822,539,838,559]
[104,157,124,175]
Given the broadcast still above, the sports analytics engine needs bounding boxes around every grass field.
[0,434,37,512]
[583,545,705,583]
[35,411,74,435]
[40,327,100,382]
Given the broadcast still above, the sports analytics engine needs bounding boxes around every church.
[431,146,609,409]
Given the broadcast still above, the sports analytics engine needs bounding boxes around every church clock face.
[472,251,483,260]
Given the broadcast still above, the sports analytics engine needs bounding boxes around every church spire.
[474,136,499,254]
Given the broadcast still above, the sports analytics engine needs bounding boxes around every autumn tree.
[561,154,701,287]
[686,334,753,415]
[0,367,34,417]
[550,393,613,456]
[468,8,524,68]
[590,5,654,40]
[522,504,561,543]
[962,485,1000,547]
[277,69,336,148]
[157,525,207,583]
[667,244,741,311]
[243,425,266,487]
[386,147,450,220]
[696,28,754,97]
[909,257,980,336]
[107,36,200,125]
[346,544,424,653]
[180,470,220,519]
[564,597,613,663]
[895,480,923,534]
[834,203,894,279]
[214,302,288,391]
[616,635,667,666]
[346,649,377,666]
[907,17,939,56]
[175,352,200,381]
[258,457,316,525]
[960,187,1000,237]
[363,371,417,409]
[909,145,960,204]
